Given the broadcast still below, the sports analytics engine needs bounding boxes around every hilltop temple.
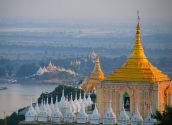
[96,14,172,119]
[36,61,77,76]
[81,55,104,92]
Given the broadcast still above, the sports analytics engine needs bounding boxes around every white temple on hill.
[36,61,77,76]
[25,88,156,125]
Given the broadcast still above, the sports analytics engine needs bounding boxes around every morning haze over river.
[0,0,172,120]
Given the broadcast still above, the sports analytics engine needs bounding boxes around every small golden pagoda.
[81,55,104,92]
[106,16,170,82]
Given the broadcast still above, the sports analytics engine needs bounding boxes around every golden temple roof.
[106,16,170,83]
[81,55,104,92]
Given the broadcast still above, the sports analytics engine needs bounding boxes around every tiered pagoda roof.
[106,16,170,83]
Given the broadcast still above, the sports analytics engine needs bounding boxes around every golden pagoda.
[106,15,170,83]
[96,13,172,119]
[81,55,104,92]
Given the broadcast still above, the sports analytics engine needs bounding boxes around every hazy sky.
[0,0,172,23]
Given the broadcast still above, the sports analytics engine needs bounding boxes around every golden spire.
[90,55,104,80]
[81,55,104,92]
[106,12,170,83]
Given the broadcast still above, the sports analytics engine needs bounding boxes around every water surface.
[0,83,57,118]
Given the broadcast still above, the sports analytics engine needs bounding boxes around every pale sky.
[0,0,172,23]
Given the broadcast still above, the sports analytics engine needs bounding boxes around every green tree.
[152,106,172,125]
[38,85,96,104]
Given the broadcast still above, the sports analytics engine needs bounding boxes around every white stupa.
[37,100,49,122]
[69,93,77,113]
[55,96,59,109]
[144,107,156,125]
[66,95,69,105]
[51,97,63,123]
[64,103,76,123]
[76,103,88,123]
[78,91,84,106]
[34,100,40,117]
[87,92,93,106]
[50,96,55,111]
[39,98,44,111]
[89,103,100,124]
[74,93,81,113]
[47,60,54,71]
[45,97,52,118]
[83,92,89,110]
[25,101,36,122]
[43,66,48,72]
[118,104,130,125]
[131,105,143,125]
[37,67,44,75]
[59,88,68,115]
[89,50,97,62]
[103,101,117,124]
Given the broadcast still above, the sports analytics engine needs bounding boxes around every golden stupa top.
[81,55,104,92]
[90,55,104,80]
[106,15,170,83]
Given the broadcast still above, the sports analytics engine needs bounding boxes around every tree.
[38,85,96,104]
[152,106,172,125]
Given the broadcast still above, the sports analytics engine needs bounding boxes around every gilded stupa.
[96,13,172,119]
[81,55,104,92]
[106,15,170,83]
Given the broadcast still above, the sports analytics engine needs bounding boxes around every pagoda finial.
[129,10,146,59]
[136,10,141,41]
[137,10,140,23]
[96,55,99,63]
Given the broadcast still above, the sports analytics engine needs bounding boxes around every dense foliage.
[152,106,172,125]
[0,112,24,125]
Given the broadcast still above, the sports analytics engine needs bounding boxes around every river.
[0,83,58,118]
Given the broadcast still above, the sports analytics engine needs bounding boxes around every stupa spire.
[90,55,104,80]
[106,11,170,83]
[80,54,104,92]
[136,10,140,41]
[130,10,147,59]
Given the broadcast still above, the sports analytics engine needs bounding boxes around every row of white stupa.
[36,61,76,75]
[25,89,156,125]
